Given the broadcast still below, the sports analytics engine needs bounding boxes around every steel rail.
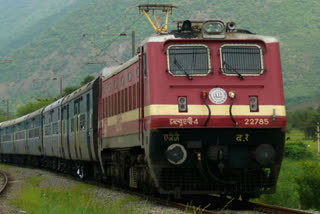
[0,170,8,194]
[251,202,313,214]
[131,193,220,214]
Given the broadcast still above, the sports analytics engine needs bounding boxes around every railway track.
[48,170,315,214]
[0,164,313,214]
[0,170,8,194]
[140,194,314,214]
[251,202,313,214]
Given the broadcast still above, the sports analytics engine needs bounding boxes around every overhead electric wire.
[82,0,148,65]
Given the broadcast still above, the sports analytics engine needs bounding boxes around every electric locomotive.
[98,5,285,199]
[0,4,286,200]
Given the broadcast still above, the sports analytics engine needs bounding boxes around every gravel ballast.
[0,164,185,214]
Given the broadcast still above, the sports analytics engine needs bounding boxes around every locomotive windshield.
[167,45,210,76]
[220,45,263,75]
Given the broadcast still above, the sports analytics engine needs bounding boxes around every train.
[0,12,286,200]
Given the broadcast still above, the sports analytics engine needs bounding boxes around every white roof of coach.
[61,78,97,105]
[101,56,139,81]
[0,114,29,128]
[25,108,44,120]
[43,97,64,113]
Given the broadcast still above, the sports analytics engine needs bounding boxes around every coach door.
[61,107,66,159]
[138,48,145,145]
[86,93,93,161]
[66,105,72,160]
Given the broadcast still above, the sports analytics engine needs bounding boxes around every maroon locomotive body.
[98,20,286,199]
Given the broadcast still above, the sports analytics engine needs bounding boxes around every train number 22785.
[244,118,269,125]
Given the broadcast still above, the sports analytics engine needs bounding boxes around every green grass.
[10,183,148,214]
[256,129,320,210]
[0,164,12,170]
[26,176,44,186]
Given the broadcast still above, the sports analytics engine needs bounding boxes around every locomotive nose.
[166,144,187,165]
[255,144,275,165]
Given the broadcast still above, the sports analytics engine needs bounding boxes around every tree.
[16,98,56,117]
[62,75,95,96]
[287,107,319,138]
[80,75,95,86]
[62,86,79,96]
[15,75,96,117]
[0,108,7,122]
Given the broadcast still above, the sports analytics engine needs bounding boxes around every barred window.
[2,135,11,142]
[71,118,74,132]
[220,45,263,75]
[167,45,210,76]
[29,128,40,138]
[15,131,26,140]
[45,125,51,136]
[52,122,58,134]
[80,114,86,130]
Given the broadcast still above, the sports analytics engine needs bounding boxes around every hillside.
[0,0,89,57]
[0,0,319,111]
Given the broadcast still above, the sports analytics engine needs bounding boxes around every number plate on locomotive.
[244,118,270,126]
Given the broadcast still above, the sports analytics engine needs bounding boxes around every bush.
[284,142,312,160]
[296,161,320,210]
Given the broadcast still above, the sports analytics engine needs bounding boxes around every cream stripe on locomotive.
[106,105,285,126]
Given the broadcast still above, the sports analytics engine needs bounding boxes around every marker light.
[228,90,236,99]
[201,90,208,100]
[178,96,187,112]
[249,96,259,112]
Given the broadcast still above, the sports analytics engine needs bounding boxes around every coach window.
[121,76,124,85]
[71,118,74,132]
[219,44,264,76]
[80,114,86,130]
[114,80,117,89]
[136,67,139,77]
[128,72,132,81]
[52,122,58,134]
[167,45,211,76]
[108,84,111,92]
[74,102,78,115]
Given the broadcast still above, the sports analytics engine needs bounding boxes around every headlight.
[255,144,275,165]
[166,144,187,165]
[203,22,224,34]
[202,20,226,38]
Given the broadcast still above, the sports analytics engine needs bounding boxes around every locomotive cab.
[141,19,286,198]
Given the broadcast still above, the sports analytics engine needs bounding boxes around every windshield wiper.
[174,57,193,80]
[223,61,244,80]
